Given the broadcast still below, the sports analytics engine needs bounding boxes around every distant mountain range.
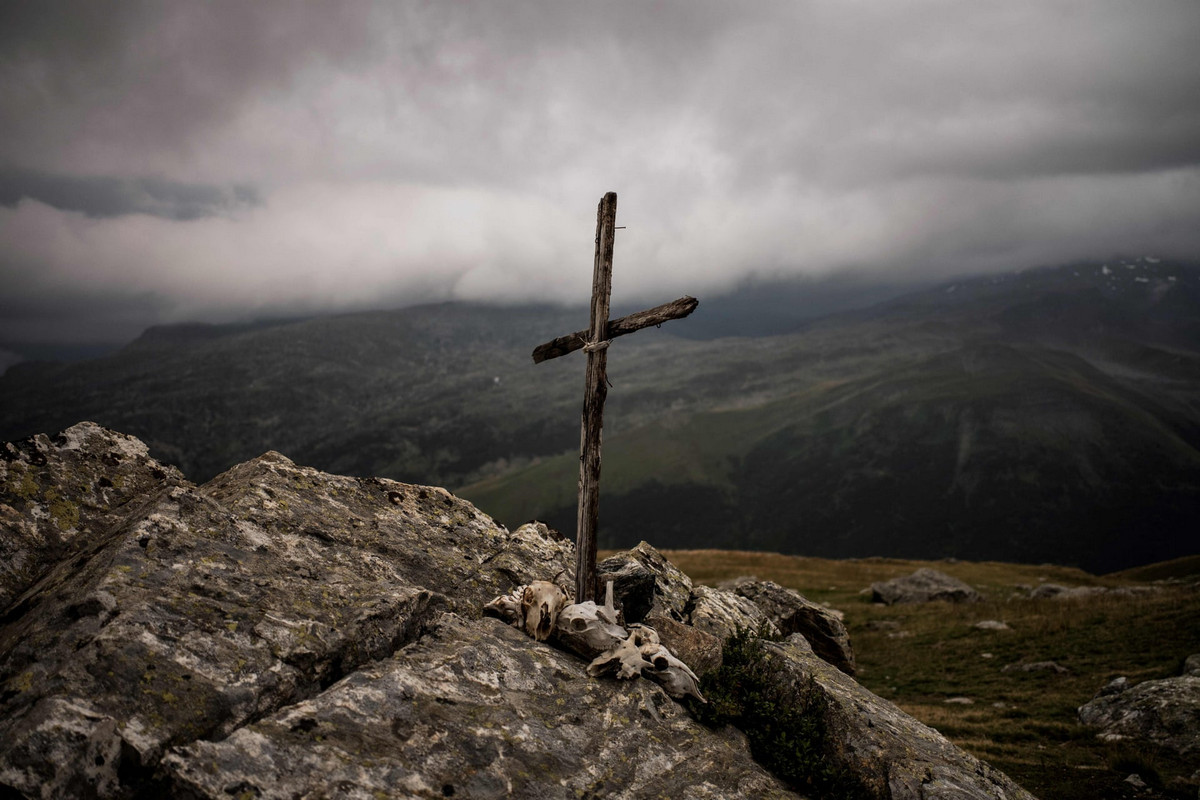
[3,258,1198,572]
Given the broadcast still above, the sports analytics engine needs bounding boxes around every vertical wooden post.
[575,191,617,603]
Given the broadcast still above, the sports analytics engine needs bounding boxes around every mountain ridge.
[2,258,1198,571]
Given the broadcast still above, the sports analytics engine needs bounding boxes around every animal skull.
[520,580,569,641]
[641,643,706,703]
[483,584,525,625]
[555,601,628,659]
[485,577,705,704]
[553,580,624,659]
[626,623,660,650]
[586,622,707,703]
[587,635,647,680]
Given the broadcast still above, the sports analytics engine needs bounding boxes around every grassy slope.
[648,549,1200,800]
[461,335,1200,571]
[4,259,1198,570]
[459,382,839,520]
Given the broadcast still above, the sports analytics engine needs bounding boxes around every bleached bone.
[520,580,569,641]
[487,578,705,704]
[624,622,705,702]
[485,580,570,641]
[588,635,648,680]
[551,569,576,605]
[626,622,660,650]
[483,584,526,625]
[553,579,625,659]
[601,579,618,624]
[555,602,628,660]
[586,621,707,702]
[642,643,706,703]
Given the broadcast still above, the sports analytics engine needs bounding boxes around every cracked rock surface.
[1,424,1036,799]
[0,422,188,610]
[732,578,857,676]
[0,424,793,799]
[1078,672,1200,761]
[763,639,1035,800]
[166,614,793,800]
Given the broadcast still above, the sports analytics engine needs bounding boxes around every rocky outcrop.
[871,568,982,605]
[599,549,858,678]
[1078,670,1200,762]
[596,544,743,676]
[764,639,1035,800]
[166,613,790,800]
[0,432,586,798]
[1,424,1035,799]
[732,578,856,676]
[598,541,693,622]
[0,422,187,610]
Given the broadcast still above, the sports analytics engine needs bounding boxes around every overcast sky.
[2,1,1199,354]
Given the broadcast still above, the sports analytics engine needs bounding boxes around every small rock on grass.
[973,620,1010,631]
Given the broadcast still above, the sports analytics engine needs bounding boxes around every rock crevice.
[1,424,1034,800]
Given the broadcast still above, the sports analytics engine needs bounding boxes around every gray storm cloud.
[0,168,258,220]
[1,0,1199,346]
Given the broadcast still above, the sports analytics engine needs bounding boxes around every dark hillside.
[3,258,1199,570]
[461,259,1200,572]
[1,303,591,485]
[466,339,1200,572]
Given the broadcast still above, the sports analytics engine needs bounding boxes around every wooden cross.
[532,192,698,603]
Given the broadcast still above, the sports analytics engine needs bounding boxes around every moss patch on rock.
[690,626,870,799]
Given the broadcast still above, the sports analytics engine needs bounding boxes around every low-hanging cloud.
[1,0,1198,347]
[0,168,258,220]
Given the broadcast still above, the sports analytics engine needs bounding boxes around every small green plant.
[689,626,870,799]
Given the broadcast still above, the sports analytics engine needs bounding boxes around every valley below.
[2,257,1198,573]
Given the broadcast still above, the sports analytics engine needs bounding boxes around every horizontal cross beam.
[531,295,699,364]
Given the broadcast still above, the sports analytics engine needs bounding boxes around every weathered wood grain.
[574,192,617,603]
[532,192,696,604]
[530,295,699,364]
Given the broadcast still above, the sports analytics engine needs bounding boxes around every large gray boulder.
[598,540,693,622]
[165,613,795,800]
[733,578,857,676]
[0,439,570,798]
[764,639,1035,800]
[0,422,187,610]
[688,584,778,641]
[1,424,1035,800]
[871,567,982,605]
[1078,672,1200,762]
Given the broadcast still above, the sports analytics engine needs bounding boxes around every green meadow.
[627,550,1200,800]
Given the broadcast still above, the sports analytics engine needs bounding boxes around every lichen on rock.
[1,424,1037,800]
[1,421,187,610]
[1078,672,1200,761]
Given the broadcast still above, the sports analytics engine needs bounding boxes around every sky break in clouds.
[1,0,1199,350]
